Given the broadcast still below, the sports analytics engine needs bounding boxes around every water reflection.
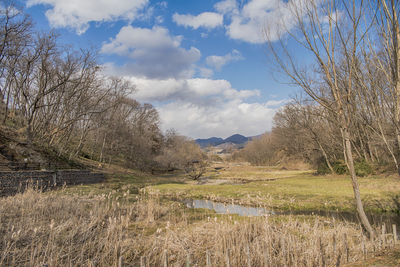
[184,199,274,216]
[184,199,400,230]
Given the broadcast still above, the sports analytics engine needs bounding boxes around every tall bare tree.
[267,0,375,236]
[0,1,32,121]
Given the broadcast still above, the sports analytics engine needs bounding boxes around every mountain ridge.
[195,134,251,148]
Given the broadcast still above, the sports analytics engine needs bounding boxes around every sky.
[22,0,300,139]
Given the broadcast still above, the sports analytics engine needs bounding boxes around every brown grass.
[0,188,396,266]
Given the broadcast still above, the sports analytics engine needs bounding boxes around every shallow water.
[184,199,400,231]
[184,199,274,216]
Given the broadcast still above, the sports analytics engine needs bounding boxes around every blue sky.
[23,0,300,139]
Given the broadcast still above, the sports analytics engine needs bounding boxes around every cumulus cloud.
[158,100,279,138]
[101,26,201,79]
[173,12,223,30]
[26,0,148,34]
[126,77,259,104]
[215,0,296,43]
[119,75,280,138]
[206,49,243,71]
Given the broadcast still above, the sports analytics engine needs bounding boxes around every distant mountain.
[224,134,249,144]
[195,137,224,147]
[195,134,250,148]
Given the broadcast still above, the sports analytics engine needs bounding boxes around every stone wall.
[0,170,105,196]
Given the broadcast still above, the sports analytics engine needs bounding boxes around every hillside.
[195,134,250,148]
[195,137,224,147]
[0,126,81,170]
[224,134,249,144]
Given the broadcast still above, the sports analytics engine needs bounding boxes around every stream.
[184,199,400,230]
[184,199,274,216]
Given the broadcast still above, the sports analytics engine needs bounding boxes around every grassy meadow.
[1,163,400,266]
[149,163,400,213]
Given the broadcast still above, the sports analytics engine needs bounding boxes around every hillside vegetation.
[0,5,204,174]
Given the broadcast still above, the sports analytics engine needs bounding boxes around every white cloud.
[214,0,238,15]
[173,12,223,30]
[136,5,154,22]
[126,77,259,104]
[216,0,296,43]
[198,67,214,78]
[265,99,289,107]
[26,0,148,34]
[158,100,279,138]
[206,49,243,71]
[102,26,201,79]
[117,75,278,138]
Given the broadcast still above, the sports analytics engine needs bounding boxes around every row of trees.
[236,100,371,173]
[0,2,205,172]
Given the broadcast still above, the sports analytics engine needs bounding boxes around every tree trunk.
[389,0,400,175]
[26,122,33,144]
[317,140,334,173]
[99,134,106,163]
[343,127,375,237]
[74,128,88,157]
[377,122,400,173]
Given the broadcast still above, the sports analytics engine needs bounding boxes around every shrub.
[332,160,347,175]
[329,159,373,177]
[317,162,332,175]
[354,159,373,177]
[316,157,332,175]
[184,160,208,180]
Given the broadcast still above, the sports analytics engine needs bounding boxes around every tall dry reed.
[0,188,393,266]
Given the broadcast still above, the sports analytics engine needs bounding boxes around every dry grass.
[345,249,400,266]
[0,188,396,266]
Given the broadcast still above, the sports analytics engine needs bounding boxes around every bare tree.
[156,132,207,179]
[267,0,375,236]
[0,1,171,173]
[232,132,279,166]
[0,1,32,121]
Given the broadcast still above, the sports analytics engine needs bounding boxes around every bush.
[354,159,372,177]
[155,133,207,175]
[332,160,347,175]
[184,160,208,180]
[317,161,332,175]
[316,157,332,175]
[329,159,373,176]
